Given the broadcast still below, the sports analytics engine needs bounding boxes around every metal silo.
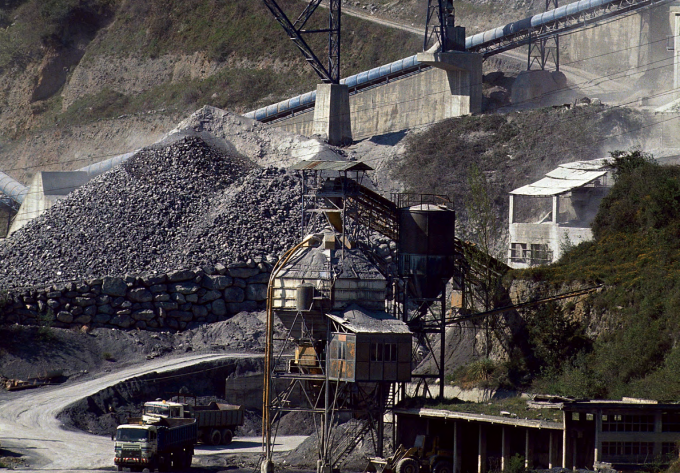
[398,203,456,299]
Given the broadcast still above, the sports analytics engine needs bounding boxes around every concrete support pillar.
[562,412,570,470]
[524,429,534,469]
[654,411,663,457]
[548,431,555,469]
[509,195,514,224]
[415,51,483,115]
[595,411,603,466]
[552,195,559,224]
[453,421,462,473]
[501,426,510,472]
[674,13,680,100]
[478,424,487,473]
[313,84,352,146]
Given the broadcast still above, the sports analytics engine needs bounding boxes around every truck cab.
[114,424,158,471]
[142,400,188,423]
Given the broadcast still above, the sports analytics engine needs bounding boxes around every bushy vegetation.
[0,0,421,129]
[517,152,680,400]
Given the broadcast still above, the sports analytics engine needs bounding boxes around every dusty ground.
[0,311,272,382]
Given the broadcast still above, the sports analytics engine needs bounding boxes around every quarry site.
[3,0,680,472]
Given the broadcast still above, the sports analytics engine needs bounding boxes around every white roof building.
[508,158,612,268]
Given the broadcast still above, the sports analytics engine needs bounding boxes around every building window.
[510,243,528,264]
[370,343,383,362]
[663,413,680,432]
[384,343,397,362]
[602,442,655,462]
[602,414,655,432]
[662,442,679,456]
[530,243,552,265]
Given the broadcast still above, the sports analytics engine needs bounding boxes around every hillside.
[0,0,422,182]
[435,152,680,401]
[392,104,654,253]
[512,154,680,400]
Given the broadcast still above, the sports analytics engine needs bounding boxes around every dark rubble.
[0,136,302,290]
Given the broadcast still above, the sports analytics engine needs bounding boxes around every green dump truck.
[114,417,196,472]
[142,398,244,446]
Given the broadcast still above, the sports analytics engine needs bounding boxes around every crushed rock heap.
[0,136,302,289]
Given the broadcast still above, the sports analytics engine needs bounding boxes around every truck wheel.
[396,458,420,473]
[210,429,222,446]
[117,467,123,472]
[221,429,233,445]
[157,456,169,472]
[433,460,453,473]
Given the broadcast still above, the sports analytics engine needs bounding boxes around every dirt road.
[0,353,261,470]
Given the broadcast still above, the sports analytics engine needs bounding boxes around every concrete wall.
[9,171,91,236]
[508,222,592,268]
[564,4,675,88]
[0,261,272,331]
[275,67,478,140]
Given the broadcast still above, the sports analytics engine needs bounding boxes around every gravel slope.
[0,136,302,290]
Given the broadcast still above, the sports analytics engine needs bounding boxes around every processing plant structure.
[261,161,506,473]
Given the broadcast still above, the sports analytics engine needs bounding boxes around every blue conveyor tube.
[244,0,648,122]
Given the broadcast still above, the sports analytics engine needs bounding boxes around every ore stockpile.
[0,136,302,290]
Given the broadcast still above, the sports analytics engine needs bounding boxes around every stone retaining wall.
[0,260,272,331]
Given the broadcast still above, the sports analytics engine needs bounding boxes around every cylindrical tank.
[398,204,456,256]
[296,284,315,312]
[398,204,456,299]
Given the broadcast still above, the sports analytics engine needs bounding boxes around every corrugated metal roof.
[510,159,610,196]
[394,407,564,430]
[327,304,411,334]
[290,160,373,171]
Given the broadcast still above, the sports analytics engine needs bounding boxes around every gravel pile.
[0,136,302,289]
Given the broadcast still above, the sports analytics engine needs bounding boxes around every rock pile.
[0,136,302,290]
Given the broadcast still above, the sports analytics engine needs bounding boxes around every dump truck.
[113,417,196,472]
[142,398,244,446]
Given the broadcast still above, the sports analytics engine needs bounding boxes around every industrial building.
[395,398,680,472]
[507,158,612,268]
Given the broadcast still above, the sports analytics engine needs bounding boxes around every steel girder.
[528,0,560,70]
[260,0,341,84]
[423,0,456,51]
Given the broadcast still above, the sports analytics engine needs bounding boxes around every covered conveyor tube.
[0,171,28,204]
[245,0,670,123]
[76,151,136,178]
[0,150,137,206]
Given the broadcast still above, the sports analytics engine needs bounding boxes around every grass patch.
[54,65,319,127]
[399,396,563,423]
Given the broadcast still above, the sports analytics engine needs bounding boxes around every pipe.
[245,0,668,123]
[76,151,136,178]
[0,150,137,206]
[0,171,28,204]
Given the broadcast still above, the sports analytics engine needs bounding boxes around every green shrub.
[504,454,525,473]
